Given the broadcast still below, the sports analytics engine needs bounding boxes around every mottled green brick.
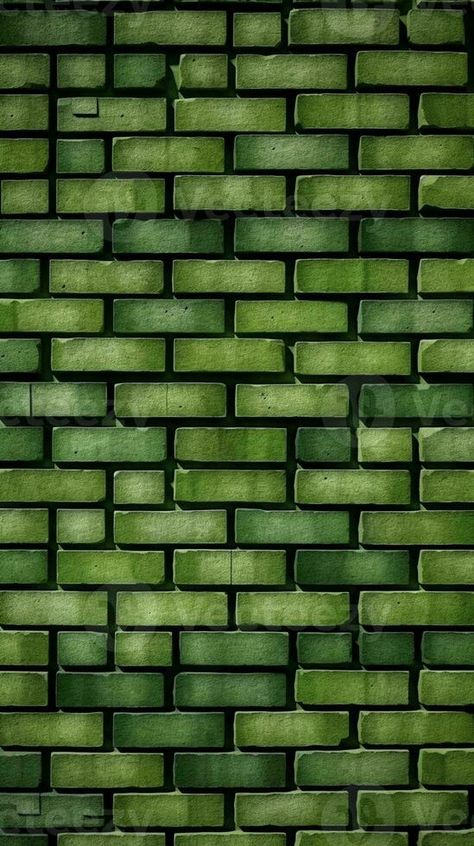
[52,753,164,789]
[357,51,467,87]
[359,383,473,418]
[31,383,106,418]
[113,137,224,173]
[407,10,464,45]
[360,218,474,254]
[360,511,474,546]
[50,260,163,295]
[419,93,474,129]
[358,428,412,464]
[173,549,286,587]
[175,98,286,132]
[115,633,172,668]
[174,175,286,211]
[115,383,226,419]
[360,591,474,626]
[420,671,474,706]
[115,510,227,545]
[296,258,408,294]
[360,300,472,334]
[175,469,286,503]
[173,260,284,294]
[0,95,47,130]
[0,591,107,626]
[114,713,225,748]
[53,428,166,463]
[57,140,105,174]
[296,175,410,211]
[0,551,47,584]
[359,632,414,666]
[1,180,49,215]
[56,510,105,545]
[236,592,349,628]
[359,711,474,746]
[359,136,474,170]
[235,509,349,545]
[0,12,106,46]
[234,13,281,47]
[296,670,409,705]
[114,55,166,89]
[0,260,40,294]
[296,550,409,586]
[236,55,346,90]
[357,791,468,827]
[175,673,286,708]
[52,338,165,373]
[179,55,227,90]
[235,792,348,828]
[57,179,165,214]
[0,139,48,172]
[0,54,49,88]
[419,259,474,293]
[115,12,226,45]
[114,793,224,829]
[0,753,41,788]
[57,55,105,88]
[234,135,349,171]
[57,672,164,708]
[236,384,348,418]
[175,752,286,788]
[235,218,348,253]
[297,633,352,665]
[296,94,409,130]
[58,98,166,133]
[58,632,107,667]
[58,551,164,585]
[174,339,285,373]
[0,220,103,254]
[0,631,48,665]
[296,341,410,376]
[175,428,286,463]
[296,469,410,505]
[419,550,474,585]
[117,591,227,627]
[235,711,349,747]
[422,632,474,666]
[289,9,399,44]
[296,749,409,787]
[114,471,165,505]
[113,220,223,255]
[0,713,103,747]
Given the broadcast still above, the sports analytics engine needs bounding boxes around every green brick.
[296,670,409,705]
[52,339,165,373]
[114,713,225,748]
[239,300,347,334]
[0,672,47,706]
[0,95,47,130]
[174,753,286,788]
[53,428,166,463]
[52,753,164,789]
[50,260,163,295]
[360,218,474,254]
[115,300,224,335]
[0,713,103,747]
[0,753,41,788]
[56,510,105,544]
[0,299,102,333]
[113,220,223,255]
[295,259,408,294]
[58,98,166,133]
[58,551,164,585]
[0,340,39,372]
[175,470,286,503]
[419,550,474,585]
[296,175,409,211]
[175,98,286,132]
[359,632,414,666]
[0,795,103,830]
[0,591,107,626]
[419,259,474,293]
[58,632,107,667]
[422,633,474,665]
[296,550,409,586]
[117,591,227,627]
[1,180,49,215]
[296,94,409,130]
[296,469,410,505]
[357,51,467,87]
[177,836,283,846]
[0,139,48,172]
[296,428,351,463]
[420,750,474,786]
[296,749,409,787]
[57,54,105,88]
[0,260,40,294]
[60,838,164,846]
[234,13,281,47]
[31,383,106,417]
[175,176,286,211]
[115,510,227,545]
[296,341,410,376]
[0,631,48,665]
[173,260,285,294]
[175,673,286,708]
[113,137,224,173]
[420,176,474,211]
[57,673,164,709]
[360,591,474,626]
[173,549,286,586]
[114,55,166,89]
[179,55,227,90]
[237,384,348,419]
[235,792,348,828]
[297,836,407,846]
[115,12,226,45]
[358,428,412,464]
[235,509,349,545]
[407,10,464,45]
[115,633,172,667]
[419,671,474,706]
[361,300,472,334]
[234,135,349,171]
[0,12,106,46]
[0,54,49,88]
[0,221,103,254]
[114,793,224,829]
[359,383,473,418]
[357,791,468,827]
[236,55,346,91]
[174,339,285,372]
[57,140,105,174]
[421,469,474,502]
[360,510,474,545]
[236,592,349,628]
[359,711,474,746]
[175,428,286,463]
[57,179,164,214]
[419,93,474,129]
[0,469,104,502]
[0,551,47,584]
[235,711,349,747]
[115,383,226,418]
[0,509,48,543]
[235,218,348,253]
[289,9,399,44]
[297,633,352,665]
[114,471,165,505]
[359,136,474,170]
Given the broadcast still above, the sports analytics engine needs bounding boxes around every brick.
[115,511,227,545]
[359,136,474,171]
[360,591,474,626]
[57,179,165,214]
[173,549,286,586]
[113,220,223,255]
[57,673,164,709]
[422,632,474,665]
[175,470,286,503]
[0,795,103,830]
[0,54,49,88]
[58,632,107,666]
[175,176,285,211]
[113,794,224,828]
[114,471,165,505]
[0,12,105,46]
[173,261,285,294]
[236,55,346,90]
[296,469,410,504]
[236,592,349,627]
[0,260,40,294]
[0,551,47,584]
[358,428,412,463]
[297,836,406,846]
[0,95,47,130]
[357,791,468,827]
[0,591,107,626]
[296,670,409,705]
[421,469,474,502]
[359,383,473,418]
[58,551,164,585]
[419,550,474,585]
[0,713,103,747]
[174,339,285,372]
[50,261,163,295]
[297,633,352,664]
[420,750,474,785]
[175,99,286,132]
[420,176,474,211]
[0,221,103,254]
[57,140,105,174]
[295,341,410,375]
[407,10,465,45]
[113,138,224,173]
[296,550,409,586]
[58,98,166,133]
[114,713,225,748]
[235,218,349,253]
[175,428,286,463]
[52,339,164,373]
[236,384,348,418]
[360,300,472,334]
[235,792,348,827]
[360,218,474,254]
[0,753,41,788]
[359,632,414,666]
[0,140,48,172]
[419,671,474,706]
[296,94,409,130]
[0,299,102,333]
[0,469,104,502]
[296,175,410,211]
[117,592,227,627]
[57,55,105,88]
[296,750,409,786]
[359,711,474,746]
[357,52,468,87]
[235,509,349,545]
[180,632,288,666]
[174,753,286,788]
[53,428,165,463]
[31,383,107,417]
[418,259,474,293]
[115,633,172,667]
[0,510,48,543]
[51,753,164,789]
[0,632,48,665]
[115,301,224,335]
[296,428,351,463]
[115,383,226,418]
[179,55,228,90]
[360,510,474,545]
[175,673,286,708]
[295,259,409,294]
[114,55,166,89]
[289,10,399,44]
[234,13,281,47]
[234,135,349,171]
[235,711,349,747]
[1,180,49,215]
[0,340,40,373]
[115,12,226,45]
[419,93,474,129]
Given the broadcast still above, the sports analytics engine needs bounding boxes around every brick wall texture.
[0,3,473,846]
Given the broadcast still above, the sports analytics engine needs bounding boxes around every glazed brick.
[58,98,166,133]
[236,592,349,627]
[296,550,409,586]
[235,792,349,827]
[360,591,474,627]
[296,670,409,706]
[174,470,286,503]
[50,260,163,295]
[295,341,411,375]
[295,259,409,294]
[359,711,474,746]
[357,791,468,827]
[174,176,286,211]
[234,135,349,172]
[236,384,349,418]
[113,138,224,173]
[116,592,227,627]
[234,712,349,748]
[175,428,286,463]
[235,55,347,91]
[114,713,225,748]
[289,10,399,44]
[173,260,284,294]
[51,753,164,789]
[57,179,165,214]
[113,793,224,828]
[175,99,286,132]
[356,52,468,87]
[235,509,349,545]
[419,550,474,585]
[422,632,474,665]
[180,632,288,666]
[359,136,474,171]
[174,753,286,788]
[115,383,226,418]
[235,218,349,254]
[53,428,166,463]
[296,94,409,130]
[407,10,464,45]
[295,750,409,786]
[297,633,352,664]
[295,469,410,505]
[174,339,285,372]
[114,12,226,45]
[58,551,164,585]
[174,673,286,708]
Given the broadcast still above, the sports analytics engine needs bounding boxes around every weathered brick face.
[0,4,473,845]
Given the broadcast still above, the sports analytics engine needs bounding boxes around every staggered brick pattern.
[0,4,474,846]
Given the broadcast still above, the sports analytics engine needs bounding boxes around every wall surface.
[0,4,473,846]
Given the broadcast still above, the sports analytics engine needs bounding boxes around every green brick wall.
[0,2,473,846]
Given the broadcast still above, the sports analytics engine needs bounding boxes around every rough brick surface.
[0,3,473,845]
